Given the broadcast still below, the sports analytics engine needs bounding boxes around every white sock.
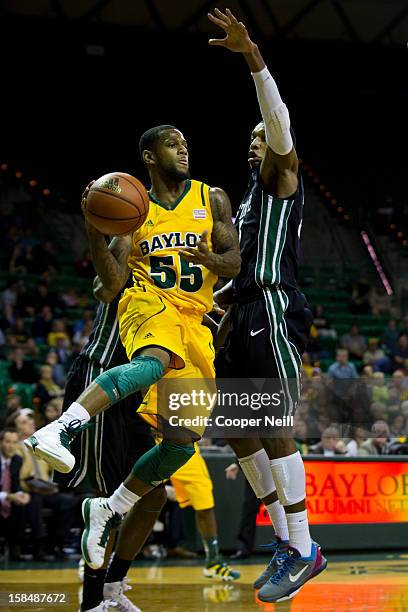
[107,483,141,515]
[286,510,312,557]
[58,402,90,425]
[265,500,289,541]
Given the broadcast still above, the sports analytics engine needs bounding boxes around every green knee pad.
[95,355,164,404]
[132,440,195,486]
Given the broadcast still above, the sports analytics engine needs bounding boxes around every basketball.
[85,172,149,235]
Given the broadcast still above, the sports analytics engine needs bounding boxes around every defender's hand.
[179,230,215,269]
[208,8,254,54]
[213,287,232,309]
[212,301,225,316]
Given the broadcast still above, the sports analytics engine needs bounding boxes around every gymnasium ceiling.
[3,0,408,46]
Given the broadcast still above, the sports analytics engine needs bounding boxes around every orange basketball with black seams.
[85,172,149,235]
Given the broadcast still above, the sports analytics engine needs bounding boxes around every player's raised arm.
[178,187,240,278]
[208,8,298,197]
[82,183,132,302]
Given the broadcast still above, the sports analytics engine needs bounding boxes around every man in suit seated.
[0,428,31,560]
[13,412,79,559]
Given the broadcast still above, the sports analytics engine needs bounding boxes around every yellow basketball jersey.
[127,179,217,313]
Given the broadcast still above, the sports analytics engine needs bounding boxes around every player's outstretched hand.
[179,230,214,269]
[208,8,254,53]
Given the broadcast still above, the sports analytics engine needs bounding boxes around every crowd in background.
[1,204,408,562]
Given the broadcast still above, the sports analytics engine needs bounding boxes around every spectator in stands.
[15,280,34,318]
[308,426,347,456]
[14,413,78,559]
[327,349,359,423]
[328,348,358,380]
[75,249,94,278]
[32,281,59,312]
[43,398,63,425]
[301,353,315,379]
[31,240,58,277]
[369,401,388,423]
[294,419,309,455]
[312,304,337,338]
[360,365,375,413]
[47,319,70,348]
[307,413,331,443]
[306,321,320,357]
[371,372,390,403]
[381,319,399,353]
[389,414,406,437]
[9,317,31,347]
[72,319,93,350]
[54,336,72,366]
[0,428,31,560]
[369,287,392,317]
[361,364,374,383]
[388,370,408,403]
[363,338,385,368]
[9,244,34,274]
[72,309,93,335]
[34,364,64,409]
[0,279,22,324]
[44,350,66,386]
[358,421,391,456]
[8,347,37,384]
[6,328,39,359]
[32,305,54,341]
[301,375,326,415]
[4,411,22,429]
[340,325,366,360]
[401,401,408,429]
[391,334,408,372]
[344,426,368,456]
[4,394,23,417]
[349,277,371,314]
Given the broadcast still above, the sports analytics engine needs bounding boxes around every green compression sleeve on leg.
[95,355,164,404]
[132,440,195,486]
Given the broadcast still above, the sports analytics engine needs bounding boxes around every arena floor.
[0,552,407,611]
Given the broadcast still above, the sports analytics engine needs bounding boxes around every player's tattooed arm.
[81,182,132,302]
[209,188,241,277]
[89,234,132,303]
[178,188,240,278]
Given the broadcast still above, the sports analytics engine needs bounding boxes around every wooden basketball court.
[1,555,407,611]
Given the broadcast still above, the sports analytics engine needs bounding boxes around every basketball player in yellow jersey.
[25,124,241,572]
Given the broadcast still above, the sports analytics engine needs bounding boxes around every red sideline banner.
[256,460,408,525]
